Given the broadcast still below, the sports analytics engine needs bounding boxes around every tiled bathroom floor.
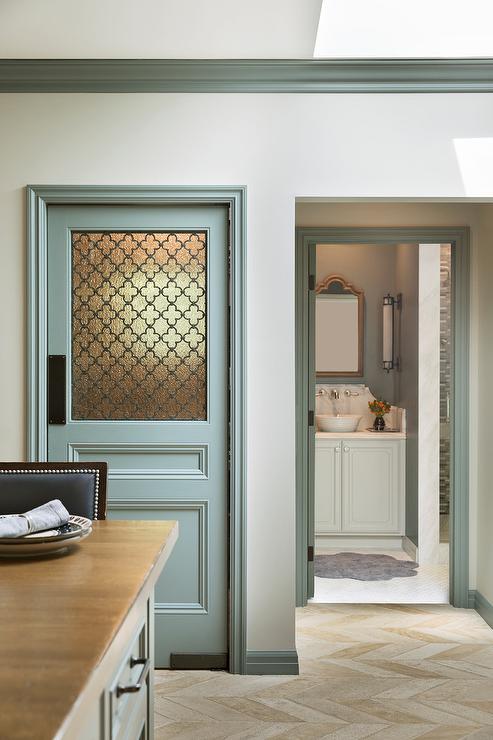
[312,548,449,604]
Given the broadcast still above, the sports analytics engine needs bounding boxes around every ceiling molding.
[1,58,493,93]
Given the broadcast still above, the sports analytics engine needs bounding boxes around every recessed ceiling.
[0,0,323,58]
[314,0,493,58]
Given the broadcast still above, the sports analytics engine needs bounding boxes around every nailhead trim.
[0,469,100,518]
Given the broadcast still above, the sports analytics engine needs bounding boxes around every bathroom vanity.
[315,431,406,545]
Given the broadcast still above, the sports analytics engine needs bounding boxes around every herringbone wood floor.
[154,604,493,738]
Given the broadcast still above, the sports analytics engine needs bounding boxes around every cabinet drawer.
[110,621,150,740]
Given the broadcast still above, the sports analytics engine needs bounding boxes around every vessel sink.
[316,414,362,433]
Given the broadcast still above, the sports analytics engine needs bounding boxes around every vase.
[373,415,385,431]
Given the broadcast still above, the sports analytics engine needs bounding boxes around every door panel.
[47,205,229,667]
[314,439,341,533]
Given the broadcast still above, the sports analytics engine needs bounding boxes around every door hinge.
[308,274,316,291]
[308,409,314,427]
[307,545,314,562]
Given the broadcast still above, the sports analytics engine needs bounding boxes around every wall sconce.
[382,293,401,372]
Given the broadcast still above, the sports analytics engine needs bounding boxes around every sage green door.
[47,204,229,668]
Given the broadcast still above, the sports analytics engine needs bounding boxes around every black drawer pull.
[116,657,150,698]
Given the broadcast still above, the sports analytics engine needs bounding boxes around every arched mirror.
[315,274,364,377]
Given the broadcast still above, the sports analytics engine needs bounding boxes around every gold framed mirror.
[315,274,364,377]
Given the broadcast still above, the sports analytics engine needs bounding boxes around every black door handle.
[48,355,66,424]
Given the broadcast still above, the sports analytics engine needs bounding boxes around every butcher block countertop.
[0,519,178,740]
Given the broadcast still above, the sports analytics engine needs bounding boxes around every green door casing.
[47,204,229,667]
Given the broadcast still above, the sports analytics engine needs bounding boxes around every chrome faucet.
[330,389,340,400]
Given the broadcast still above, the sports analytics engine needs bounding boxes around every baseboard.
[402,536,418,561]
[469,589,493,628]
[246,650,299,675]
[315,535,404,550]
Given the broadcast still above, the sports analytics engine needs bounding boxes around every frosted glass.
[71,231,207,420]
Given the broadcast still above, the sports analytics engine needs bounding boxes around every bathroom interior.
[313,241,451,604]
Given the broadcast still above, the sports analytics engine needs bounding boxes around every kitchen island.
[0,519,178,739]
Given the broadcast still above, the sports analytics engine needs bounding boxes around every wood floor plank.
[155,604,493,739]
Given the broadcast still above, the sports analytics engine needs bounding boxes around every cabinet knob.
[344,446,349,452]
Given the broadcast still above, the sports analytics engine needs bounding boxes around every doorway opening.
[312,241,449,604]
[295,219,470,610]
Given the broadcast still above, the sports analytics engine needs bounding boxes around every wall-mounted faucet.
[330,389,340,400]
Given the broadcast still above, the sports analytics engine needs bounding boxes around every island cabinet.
[315,436,405,537]
[0,519,178,740]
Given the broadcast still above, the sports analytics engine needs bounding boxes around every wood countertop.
[0,519,178,740]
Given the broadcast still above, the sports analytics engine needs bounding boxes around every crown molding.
[1,58,493,93]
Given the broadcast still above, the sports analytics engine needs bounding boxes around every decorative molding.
[469,590,493,628]
[108,498,208,614]
[27,184,246,674]
[296,226,470,608]
[3,59,493,93]
[246,650,299,676]
[67,442,209,480]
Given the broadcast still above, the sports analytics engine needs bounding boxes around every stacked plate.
[0,515,92,557]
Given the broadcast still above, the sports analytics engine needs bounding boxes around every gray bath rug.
[314,552,418,581]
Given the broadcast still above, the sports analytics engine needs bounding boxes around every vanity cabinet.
[315,436,405,537]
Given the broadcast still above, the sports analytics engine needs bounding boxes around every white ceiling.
[0,0,323,58]
[315,0,493,57]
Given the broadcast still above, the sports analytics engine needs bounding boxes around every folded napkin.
[0,499,70,538]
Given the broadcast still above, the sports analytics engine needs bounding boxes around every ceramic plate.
[0,515,92,557]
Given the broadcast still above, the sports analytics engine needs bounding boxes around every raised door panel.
[315,440,341,533]
[342,441,400,533]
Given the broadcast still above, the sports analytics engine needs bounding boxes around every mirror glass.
[315,275,364,377]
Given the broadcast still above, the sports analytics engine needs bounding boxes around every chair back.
[0,462,107,520]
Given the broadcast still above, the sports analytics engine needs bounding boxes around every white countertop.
[316,430,407,439]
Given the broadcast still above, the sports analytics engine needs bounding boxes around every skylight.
[314,0,493,58]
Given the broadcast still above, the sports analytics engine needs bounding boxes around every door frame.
[26,185,247,674]
[296,225,470,608]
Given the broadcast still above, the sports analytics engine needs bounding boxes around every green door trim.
[295,226,470,608]
[26,184,247,674]
[3,58,493,93]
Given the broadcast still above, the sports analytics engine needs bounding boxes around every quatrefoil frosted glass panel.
[71,231,207,420]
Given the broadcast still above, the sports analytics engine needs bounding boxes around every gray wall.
[316,243,397,402]
[395,244,419,546]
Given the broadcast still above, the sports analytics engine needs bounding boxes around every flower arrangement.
[368,399,391,417]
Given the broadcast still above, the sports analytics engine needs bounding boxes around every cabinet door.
[315,440,341,533]
[342,440,400,533]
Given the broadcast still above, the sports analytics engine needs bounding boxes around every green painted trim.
[295,226,470,608]
[246,651,299,676]
[468,589,476,609]
[469,590,493,628]
[3,59,493,93]
[26,184,247,674]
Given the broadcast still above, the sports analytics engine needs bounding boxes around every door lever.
[48,355,66,425]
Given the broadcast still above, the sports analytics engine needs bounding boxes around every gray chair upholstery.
[0,462,107,520]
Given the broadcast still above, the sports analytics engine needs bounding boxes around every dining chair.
[0,462,107,520]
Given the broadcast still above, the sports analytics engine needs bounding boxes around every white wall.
[0,0,322,58]
[2,93,493,651]
[418,244,441,565]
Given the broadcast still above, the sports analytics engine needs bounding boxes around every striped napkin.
[0,499,70,538]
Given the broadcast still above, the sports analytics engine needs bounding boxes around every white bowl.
[316,414,362,433]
